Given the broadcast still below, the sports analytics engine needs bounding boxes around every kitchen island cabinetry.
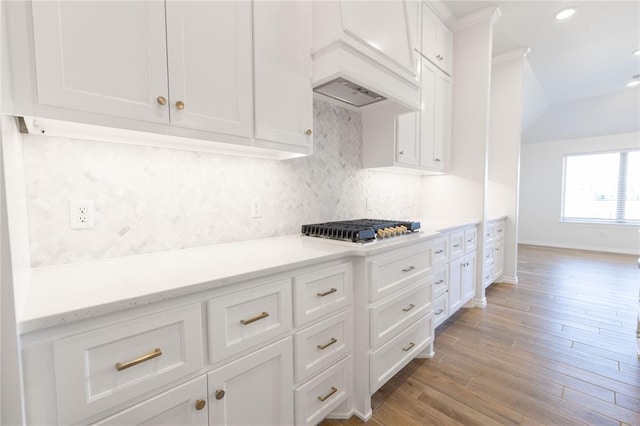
[4,0,312,159]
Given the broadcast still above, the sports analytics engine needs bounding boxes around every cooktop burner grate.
[301,219,420,243]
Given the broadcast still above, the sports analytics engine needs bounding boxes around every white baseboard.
[500,275,518,285]
[326,409,355,420]
[473,297,487,308]
[519,240,640,256]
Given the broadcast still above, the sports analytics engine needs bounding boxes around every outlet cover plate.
[69,200,95,229]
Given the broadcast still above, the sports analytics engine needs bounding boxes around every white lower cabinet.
[92,375,208,426]
[449,252,476,313]
[484,218,506,288]
[207,338,294,426]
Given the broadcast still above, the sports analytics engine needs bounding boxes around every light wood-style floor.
[322,245,640,425]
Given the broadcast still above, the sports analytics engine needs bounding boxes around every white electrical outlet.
[250,198,262,218]
[69,200,95,229]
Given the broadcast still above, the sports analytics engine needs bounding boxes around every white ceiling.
[443,0,640,103]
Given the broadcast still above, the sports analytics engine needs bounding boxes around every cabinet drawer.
[484,223,496,245]
[370,314,433,393]
[449,231,465,260]
[208,279,292,363]
[432,265,448,299]
[91,375,208,426]
[294,263,352,327]
[483,265,494,288]
[464,227,477,254]
[495,220,505,241]
[483,247,494,268]
[369,243,431,302]
[370,280,432,348]
[54,304,204,425]
[295,356,351,426]
[431,236,449,268]
[294,310,352,384]
[433,294,449,327]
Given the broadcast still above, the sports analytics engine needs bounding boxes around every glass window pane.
[563,153,619,220]
[625,151,640,221]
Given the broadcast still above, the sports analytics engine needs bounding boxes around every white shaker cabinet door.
[253,0,313,147]
[31,0,169,122]
[207,338,294,426]
[165,1,253,137]
[396,111,419,166]
[91,376,208,426]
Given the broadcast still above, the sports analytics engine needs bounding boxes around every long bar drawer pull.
[402,304,416,312]
[402,342,415,352]
[435,309,444,315]
[317,337,338,350]
[453,243,460,248]
[318,387,338,402]
[402,266,416,272]
[467,239,474,243]
[317,288,337,297]
[435,280,445,285]
[435,250,444,254]
[115,348,162,371]
[240,311,269,325]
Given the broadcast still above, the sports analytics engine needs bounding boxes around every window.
[562,149,640,224]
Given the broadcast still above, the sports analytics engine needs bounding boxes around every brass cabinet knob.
[305,129,312,136]
[175,100,185,110]
[195,399,206,411]
[215,389,225,400]
[156,96,167,105]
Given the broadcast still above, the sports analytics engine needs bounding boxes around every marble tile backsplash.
[22,100,422,267]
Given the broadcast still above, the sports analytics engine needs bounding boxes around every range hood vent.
[313,77,387,107]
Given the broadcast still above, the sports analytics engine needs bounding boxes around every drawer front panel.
[430,237,449,268]
[369,243,431,302]
[483,265,494,288]
[295,356,352,426]
[54,304,204,425]
[294,263,352,327]
[294,310,352,383]
[370,314,433,393]
[495,220,505,241]
[483,247,494,268]
[370,280,432,348]
[208,279,292,363]
[464,227,477,254]
[433,294,449,327]
[448,231,465,260]
[432,265,448,299]
[484,223,496,245]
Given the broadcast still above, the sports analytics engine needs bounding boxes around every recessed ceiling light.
[555,7,577,20]
[627,75,640,87]
[634,49,640,56]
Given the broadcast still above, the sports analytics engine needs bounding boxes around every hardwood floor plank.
[321,245,640,426]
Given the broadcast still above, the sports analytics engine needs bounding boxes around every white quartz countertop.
[20,223,485,333]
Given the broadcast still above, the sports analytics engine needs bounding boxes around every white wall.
[519,132,640,255]
[487,53,525,283]
[521,60,548,133]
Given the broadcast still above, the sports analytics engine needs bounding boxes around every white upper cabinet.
[253,0,313,147]
[165,1,252,137]
[16,0,312,159]
[31,0,169,123]
[419,59,451,171]
[396,112,419,166]
[420,3,453,75]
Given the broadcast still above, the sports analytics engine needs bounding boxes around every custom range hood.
[311,1,421,111]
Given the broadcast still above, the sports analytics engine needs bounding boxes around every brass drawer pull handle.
[195,399,206,410]
[215,389,225,400]
[305,129,313,136]
[402,304,416,312]
[240,311,269,325]
[156,96,167,105]
[115,348,162,371]
[435,280,444,285]
[402,342,415,352]
[317,288,337,297]
[318,386,338,402]
[435,249,444,254]
[175,100,185,110]
[402,266,415,272]
[435,309,444,315]
[317,337,338,350]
